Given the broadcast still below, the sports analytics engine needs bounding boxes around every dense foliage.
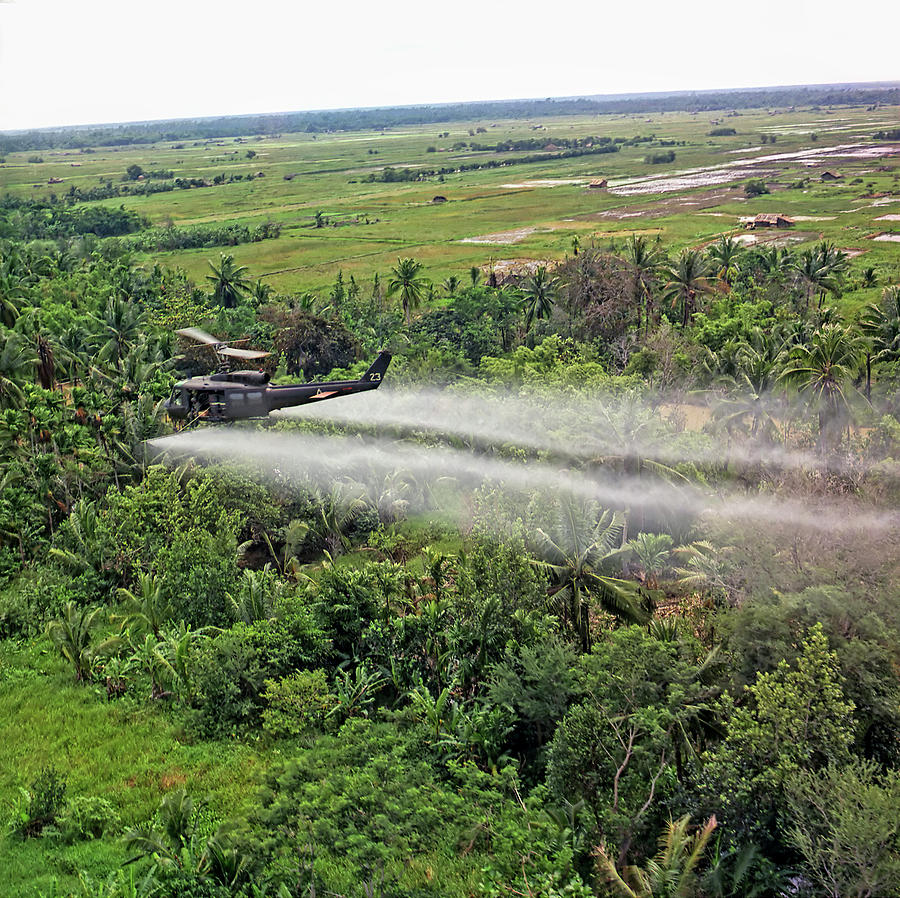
[2,124,900,898]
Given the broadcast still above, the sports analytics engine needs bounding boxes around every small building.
[746,213,795,229]
[821,170,843,181]
[431,195,448,204]
[588,179,608,189]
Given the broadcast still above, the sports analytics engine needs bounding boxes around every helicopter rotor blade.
[176,327,221,346]
[218,347,271,360]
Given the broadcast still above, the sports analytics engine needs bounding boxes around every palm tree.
[750,245,794,281]
[291,485,369,558]
[469,266,482,288]
[520,265,559,332]
[387,258,429,325]
[47,602,120,682]
[0,333,35,409]
[859,286,900,398]
[779,324,866,451]
[116,572,172,639]
[706,235,743,286]
[227,567,276,624]
[627,533,674,589]
[124,788,249,889]
[860,266,878,288]
[92,296,144,371]
[56,324,92,385]
[596,814,717,898]
[624,235,666,334]
[664,249,713,327]
[206,254,251,309]
[711,329,786,440]
[793,242,847,313]
[441,276,460,297]
[0,268,27,328]
[533,498,647,650]
[250,279,273,305]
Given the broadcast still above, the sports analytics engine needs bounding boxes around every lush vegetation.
[1,100,900,898]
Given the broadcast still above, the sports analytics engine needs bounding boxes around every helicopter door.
[208,391,227,419]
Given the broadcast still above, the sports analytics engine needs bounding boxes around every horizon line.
[2,79,898,137]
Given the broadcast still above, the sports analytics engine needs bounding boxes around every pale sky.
[0,0,898,132]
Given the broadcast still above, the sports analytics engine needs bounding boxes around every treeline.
[2,84,898,152]
[60,171,263,205]
[121,220,281,252]
[362,142,621,182]
[0,197,147,240]
[471,134,616,152]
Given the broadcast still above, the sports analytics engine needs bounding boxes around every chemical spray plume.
[275,387,861,475]
[148,429,897,535]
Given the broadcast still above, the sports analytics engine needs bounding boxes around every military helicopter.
[164,327,391,425]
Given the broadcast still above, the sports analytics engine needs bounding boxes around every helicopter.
[164,327,391,425]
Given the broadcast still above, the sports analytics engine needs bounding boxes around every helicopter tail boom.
[361,351,392,384]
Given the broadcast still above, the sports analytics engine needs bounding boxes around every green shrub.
[190,593,329,736]
[0,567,86,638]
[189,630,265,737]
[10,765,67,839]
[262,669,337,739]
[55,795,120,843]
[744,178,769,197]
[156,517,241,628]
[312,563,393,657]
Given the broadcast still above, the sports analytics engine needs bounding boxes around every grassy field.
[0,638,266,895]
[2,108,899,299]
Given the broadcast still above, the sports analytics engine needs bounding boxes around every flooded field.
[609,143,900,197]
[460,226,546,244]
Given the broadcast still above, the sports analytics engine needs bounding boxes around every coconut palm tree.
[441,275,460,297]
[748,245,794,284]
[250,279,273,305]
[0,267,27,328]
[706,235,744,286]
[711,329,787,440]
[116,572,172,639]
[532,498,647,650]
[664,249,713,327]
[596,814,717,898]
[779,324,866,451]
[627,532,674,589]
[227,567,277,625]
[47,602,120,683]
[92,296,144,371]
[521,266,559,333]
[291,485,369,558]
[859,286,900,398]
[0,332,35,409]
[206,253,251,309]
[387,257,429,324]
[793,242,847,313]
[624,235,666,334]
